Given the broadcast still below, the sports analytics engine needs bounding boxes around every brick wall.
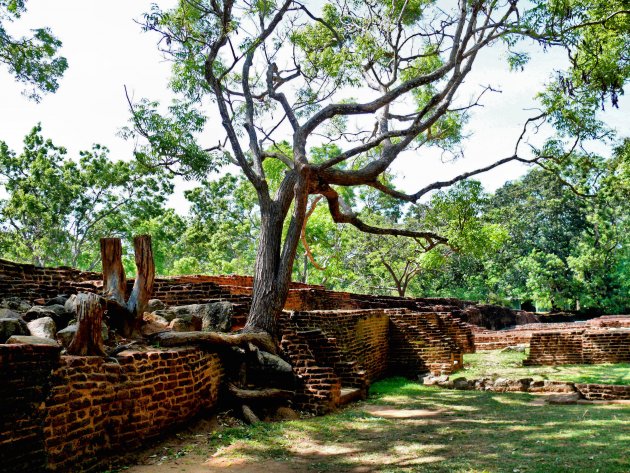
[575,383,630,400]
[0,258,101,301]
[525,328,630,366]
[388,311,464,376]
[0,345,222,472]
[0,344,61,473]
[582,329,630,364]
[524,330,585,365]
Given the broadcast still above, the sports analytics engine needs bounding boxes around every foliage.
[0,125,172,268]
[0,0,67,100]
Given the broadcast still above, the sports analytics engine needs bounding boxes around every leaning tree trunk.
[245,174,309,336]
[67,292,107,356]
[100,238,127,305]
[126,234,155,336]
[245,208,293,335]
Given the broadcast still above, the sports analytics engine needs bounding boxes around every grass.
[121,378,630,473]
[459,350,630,385]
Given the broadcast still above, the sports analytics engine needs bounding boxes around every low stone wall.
[0,344,223,472]
[525,328,630,366]
[432,375,630,401]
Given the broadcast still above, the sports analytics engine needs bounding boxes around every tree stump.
[126,234,155,336]
[100,238,127,305]
[67,292,107,356]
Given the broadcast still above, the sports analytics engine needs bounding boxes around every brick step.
[338,387,363,406]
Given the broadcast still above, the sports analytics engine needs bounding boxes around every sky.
[1,1,629,212]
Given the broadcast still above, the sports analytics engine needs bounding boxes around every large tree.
[126,0,630,335]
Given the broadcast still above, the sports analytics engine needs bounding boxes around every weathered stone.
[546,392,582,404]
[27,316,57,339]
[64,294,78,314]
[6,335,61,346]
[0,297,32,314]
[57,322,108,347]
[452,377,471,390]
[0,308,22,319]
[146,299,166,312]
[500,344,527,353]
[169,317,196,332]
[423,374,449,385]
[0,317,29,342]
[154,302,233,332]
[56,324,78,347]
[24,304,66,321]
[46,295,69,307]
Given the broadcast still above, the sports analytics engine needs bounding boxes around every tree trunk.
[126,234,155,336]
[245,208,289,335]
[67,292,106,356]
[100,238,127,305]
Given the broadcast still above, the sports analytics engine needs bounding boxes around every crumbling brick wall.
[0,345,222,472]
[524,330,585,365]
[0,344,61,473]
[0,258,100,301]
[388,311,464,376]
[525,328,630,366]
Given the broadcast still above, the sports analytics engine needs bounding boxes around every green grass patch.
[143,377,630,473]
[460,350,630,385]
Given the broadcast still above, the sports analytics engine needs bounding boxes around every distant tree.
[0,0,67,100]
[125,0,630,335]
[0,125,172,268]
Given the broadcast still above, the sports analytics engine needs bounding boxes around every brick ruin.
[525,327,630,365]
[1,257,628,471]
[0,343,222,473]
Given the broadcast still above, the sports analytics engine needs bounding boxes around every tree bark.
[245,207,290,335]
[126,234,155,336]
[67,292,107,356]
[100,238,127,306]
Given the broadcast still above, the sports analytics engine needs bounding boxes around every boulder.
[501,345,527,353]
[423,374,449,386]
[0,297,32,314]
[154,302,233,332]
[46,295,69,307]
[24,304,66,321]
[452,377,471,390]
[56,324,77,347]
[0,308,22,320]
[146,299,166,312]
[169,317,197,332]
[0,317,29,343]
[64,294,78,314]
[6,335,60,347]
[27,317,57,340]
